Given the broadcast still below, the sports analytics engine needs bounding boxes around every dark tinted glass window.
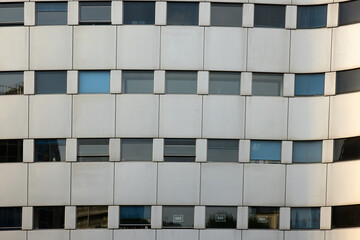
[33,206,64,229]
[122,71,154,94]
[167,2,199,26]
[206,207,237,228]
[207,139,239,162]
[332,204,360,228]
[336,68,360,94]
[254,4,285,28]
[78,139,109,162]
[291,207,320,229]
[34,139,66,162]
[164,139,196,162]
[0,3,23,26]
[79,2,111,25]
[123,1,155,25]
[292,141,322,163]
[211,3,242,27]
[0,207,21,230]
[297,5,327,29]
[36,2,67,26]
[333,136,360,162]
[252,73,283,96]
[295,73,324,96]
[248,207,279,229]
[0,72,23,95]
[209,72,240,95]
[119,206,151,229]
[166,71,197,94]
[35,71,67,94]
[0,140,22,163]
[163,206,194,228]
[77,206,108,229]
[339,0,360,26]
[121,139,152,161]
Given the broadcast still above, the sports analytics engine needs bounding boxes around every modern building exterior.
[0,1,360,240]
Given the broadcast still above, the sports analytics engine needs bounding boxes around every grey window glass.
[122,71,154,94]
[332,204,360,228]
[121,139,152,161]
[166,71,197,94]
[291,207,320,229]
[35,71,67,94]
[206,207,237,228]
[252,73,283,96]
[297,5,327,29]
[209,72,240,95]
[339,0,360,26]
[167,2,199,26]
[254,4,285,28]
[36,2,67,26]
[0,3,23,26]
[0,207,21,230]
[78,139,109,162]
[292,141,322,163]
[34,139,66,162]
[248,207,279,229]
[0,140,22,163]
[207,140,239,162]
[164,139,196,162]
[77,206,108,229]
[163,206,194,228]
[336,68,360,94]
[33,206,64,229]
[333,136,360,162]
[119,206,151,229]
[211,3,242,27]
[79,2,111,25]
[123,1,155,25]
[0,72,23,95]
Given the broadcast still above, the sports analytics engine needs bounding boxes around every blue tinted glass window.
[293,141,322,163]
[36,2,67,25]
[119,206,151,228]
[297,5,327,29]
[250,141,281,162]
[123,1,155,25]
[167,2,199,26]
[291,208,320,229]
[78,71,110,94]
[295,74,324,96]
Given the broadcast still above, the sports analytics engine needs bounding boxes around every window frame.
[0,207,22,231]
[296,5,327,29]
[0,72,24,95]
[290,207,320,230]
[165,71,197,94]
[250,140,282,163]
[78,71,110,94]
[294,73,325,96]
[79,1,111,25]
[76,206,108,229]
[248,206,280,229]
[122,70,154,94]
[205,206,237,228]
[0,3,24,26]
[77,139,110,162]
[33,206,65,229]
[210,3,243,27]
[123,1,155,25]
[207,139,239,162]
[254,4,286,28]
[166,2,199,26]
[120,138,153,161]
[119,206,151,229]
[162,206,194,229]
[35,2,68,26]
[252,73,283,96]
[164,139,196,162]
[35,71,67,95]
[292,141,322,163]
[0,139,23,163]
[208,72,241,95]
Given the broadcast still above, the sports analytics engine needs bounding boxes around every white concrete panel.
[320,207,331,230]
[161,27,204,70]
[248,28,290,72]
[110,70,122,94]
[28,230,69,240]
[30,26,72,70]
[241,72,252,96]
[116,95,159,137]
[114,162,157,205]
[292,0,332,4]
[322,140,333,163]
[22,207,32,230]
[159,95,202,138]
[110,138,120,162]
[199,2,210,26]
[243,4,254,27]
[153,139,164,162]
[0,164,27,206]
[324,72,336,96]
[204,27,247,71]
[158,163,200,205]
[197,71,209,95]
[155,2,166,26]
[151,206,162,229]
[203,96,245,139]
[194,206,205,229]
[71,230,112,240]
[67,71,78,94]
[244,164,286,206]
[288,97,329,140]
[283,74,294,97]
[290,29,332,73]
[237,207,248,229]
[66,139,77,162]
[279,207,290,230]
[73,26,116,69]
[239,140,250,163]
[68,1,79,25]
[29,163,71,205]
[281,141,292,164]
[285,6,297,29]
[157,230,198,240]
[108,206,119,229]
[326,229,360,240]
[117,26,160,69]
[285,231,325,240]
[245,97,288,140]
[0,96,28,139]
[327,3,339,28]
[23,139,34,163]
[65,206,76,230]
[243,230,284,240]
[0,27,28,71]
[0,231,26,240]
[114,230,156,240]
[249,0,290,3]
[112,1,122,25]
[29,95,72,138]
[200,230,241,240]
[24,71,35,95]
[73,95,115,138]
[196,139,207,162]
[24,2,35,26]
[154,70,165,94]
[201,163,243,205]
[71,162,114,205]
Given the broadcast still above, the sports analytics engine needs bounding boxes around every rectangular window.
[78,71,110,94]
[248,207,279,229]
[119,206,151,229]
[207,139,239,162]
[252,73,283,96]
[0,72,23,95]
[121,139,152,161]
[77,206,108,229]
[0,3,23,26]
[209,72,241,95]
[35,71,67,94]
[295,73,325,96]
[163,206,194,229]
[122,71,154,94]
[33,206,64,229]
[205,206,237,228]
[166,71,197,94]
[36,2,67,26]
[167,2,199,26]
[123,1,155,25]
[332,204,360,228]
[339,0,360,26]
[79,2,111,25]
[333,136,360,162]
[254,4,285,28]
[291,207,320,229]
[297,5,327,29]
[0,207,21,230]
[292,141,322,163]
[164,139,196,162]
[77,139,109,162]
[336,68,360,94]
[34,139,66,162]
[250,140,281,162]
[0,140,22,163]
[211,3,242,27]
